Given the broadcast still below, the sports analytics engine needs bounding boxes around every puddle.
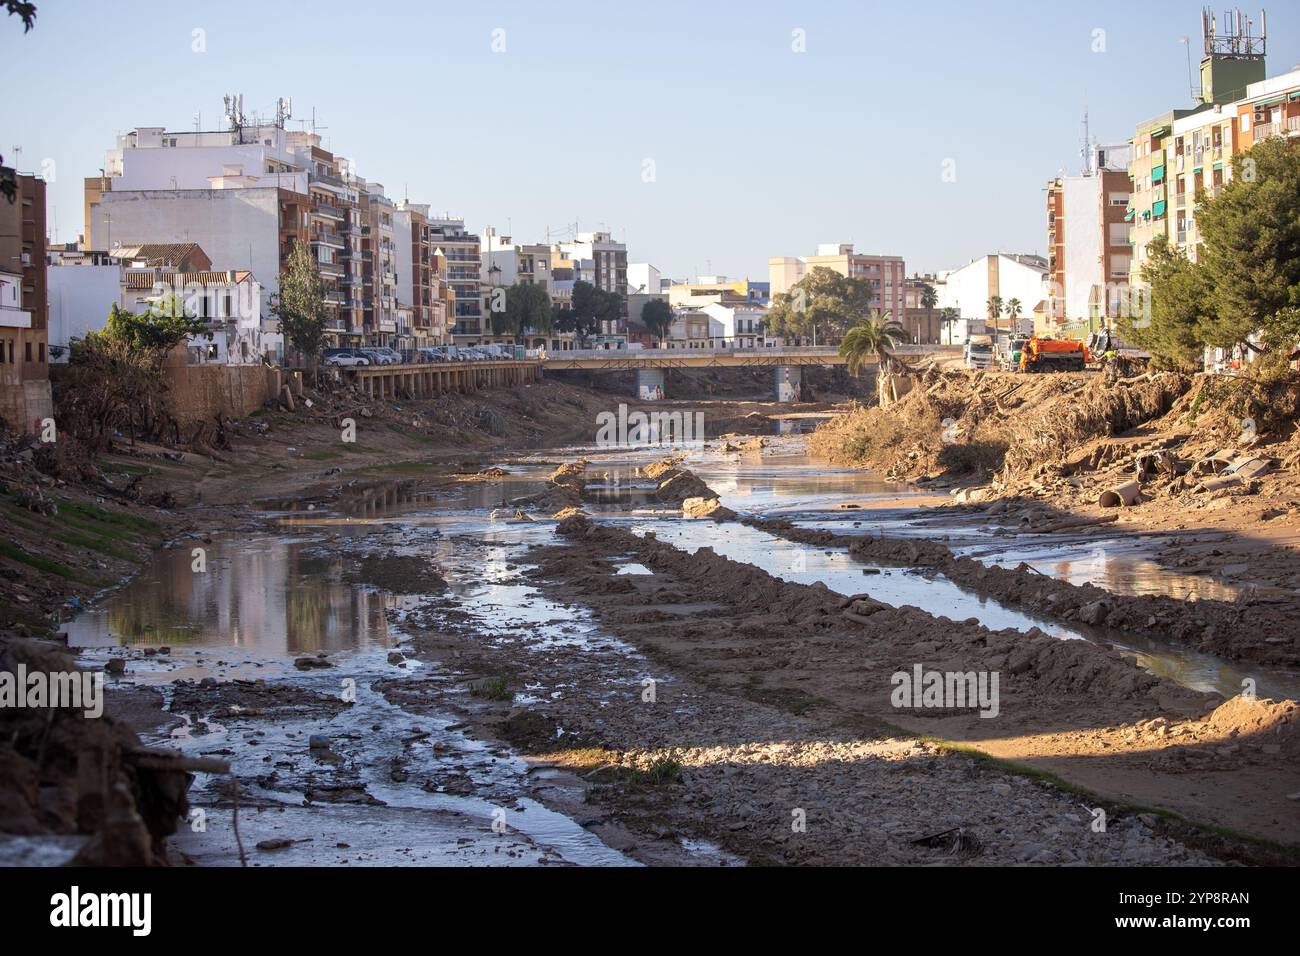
[65,534,404,658]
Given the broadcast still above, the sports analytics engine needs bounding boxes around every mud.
[523,514,1300,850]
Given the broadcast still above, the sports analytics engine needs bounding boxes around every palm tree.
[840,310,908,406]
[1005,297,1023,332]
[919,284,938,344]
[986,296,1004,338]
[940,307,960,344]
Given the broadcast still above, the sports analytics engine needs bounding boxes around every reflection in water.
[66,536,399,656]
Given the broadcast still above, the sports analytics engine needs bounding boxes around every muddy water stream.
[68,435,1300,865]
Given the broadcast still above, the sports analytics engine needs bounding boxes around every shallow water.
[66,432,1300,865]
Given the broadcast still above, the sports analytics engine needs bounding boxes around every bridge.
[341,345,961,403]
[541,345,961,401]
[346,359,541,400]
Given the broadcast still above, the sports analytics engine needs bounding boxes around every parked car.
[323,349,371,367]
[359,347,399,366]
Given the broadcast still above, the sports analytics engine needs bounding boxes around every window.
[38,343,44,363]
[25,341,32,362]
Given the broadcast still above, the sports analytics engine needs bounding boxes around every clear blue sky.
[3,0,1297,280]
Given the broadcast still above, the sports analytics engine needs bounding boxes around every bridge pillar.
[636,367,666,401]
[774,366,802,403]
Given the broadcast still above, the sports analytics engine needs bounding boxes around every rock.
[308,735,330,750]
[387,651,406,665]
[681,497,736,521]
[1078,601,1110,625]
[105,658,126,675]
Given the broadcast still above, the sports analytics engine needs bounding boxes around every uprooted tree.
[56,298,208,451]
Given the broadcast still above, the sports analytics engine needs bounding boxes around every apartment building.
[480,228,569,349]
[0,171,53,433]
[768,243,906,320]
[1126,13,1300,291]
[83,107,454,350]
[1045,143,1134,331]
[429,218,484,344]
[554,231,627,344]
[394,202,449,348]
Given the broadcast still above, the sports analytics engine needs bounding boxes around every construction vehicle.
[964,335,996,369]
[1019,337,1091,373]
[1087,328,1150,369]
[1007,335,1030,371]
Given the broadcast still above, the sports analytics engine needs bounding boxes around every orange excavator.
[1019,336,1091,373]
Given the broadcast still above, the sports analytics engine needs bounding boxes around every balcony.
[312,204,345,221]
[1253,122,1280,142]
[0,304,32,328]
[1289,116,1300,136]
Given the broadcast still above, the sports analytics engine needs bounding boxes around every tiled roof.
[114,242,204,267]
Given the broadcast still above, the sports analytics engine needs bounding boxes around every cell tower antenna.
[1201,6,1267,59]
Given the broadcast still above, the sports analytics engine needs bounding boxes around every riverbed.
[67,434,1300,865]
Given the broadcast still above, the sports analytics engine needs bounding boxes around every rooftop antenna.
[1080,103,1094,175]
[223,94,246,133]
[1202,6,1267,59]
[275,97,293,129]
[310,108,328,136]
[1179,37,1201,103]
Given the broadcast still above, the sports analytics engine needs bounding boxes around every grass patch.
[8,511,135,561]
[469,675,513,701]
[97,460,151,475]
[58,499,160,535]
[623,752,684,791]
[0,539,90,583]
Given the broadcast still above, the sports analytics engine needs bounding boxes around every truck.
[1019,337,1091,373]
[963,335,996,369]
[1087,328,1151,370]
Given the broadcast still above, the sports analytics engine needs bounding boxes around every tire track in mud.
[521,514,1300,855]
[741,515,1300,669]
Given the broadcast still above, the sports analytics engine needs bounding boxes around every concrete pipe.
[1099,480,1142,508]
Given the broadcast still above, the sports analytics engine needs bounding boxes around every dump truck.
[1019,337,1091,373]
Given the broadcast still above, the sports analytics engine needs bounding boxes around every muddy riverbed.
[48,435,1300,866]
